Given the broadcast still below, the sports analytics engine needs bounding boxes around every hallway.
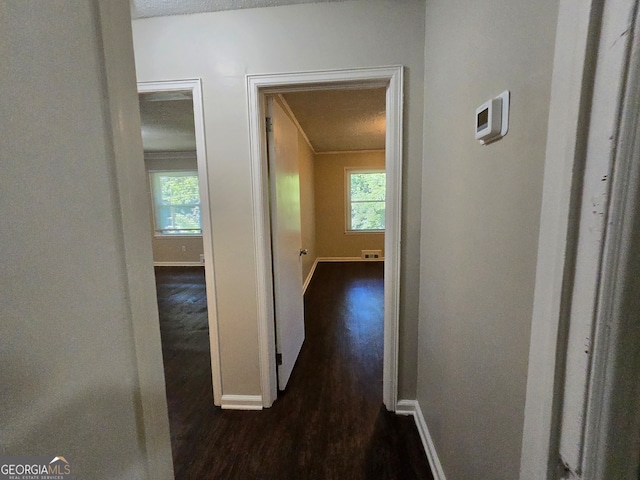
[155,263,432,479]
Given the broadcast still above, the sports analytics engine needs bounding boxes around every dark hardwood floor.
[155,263,433,480]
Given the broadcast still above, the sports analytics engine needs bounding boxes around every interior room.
[3,1,639,479]
[140,81,399,475]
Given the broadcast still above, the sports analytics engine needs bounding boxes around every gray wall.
[417,0,559,478]
[132,0,426,399]
[0,1,172,478]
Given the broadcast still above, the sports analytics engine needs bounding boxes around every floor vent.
[361,250,382,260]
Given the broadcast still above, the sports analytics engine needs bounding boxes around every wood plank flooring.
[155,263,433,480]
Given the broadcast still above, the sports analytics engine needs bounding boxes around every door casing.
[246,66,404,409]
[519,0,640,477]
[138,78,223,406]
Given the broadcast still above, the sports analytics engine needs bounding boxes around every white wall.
[132,0,426,399]
[418,0,559,478]
[1,1,172,478]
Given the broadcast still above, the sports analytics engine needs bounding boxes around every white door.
[267,97,305,391]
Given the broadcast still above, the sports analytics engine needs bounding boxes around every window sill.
[154,234,203,238]
[344,230,385,235]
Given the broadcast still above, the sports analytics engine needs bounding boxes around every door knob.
[299,249,308,256]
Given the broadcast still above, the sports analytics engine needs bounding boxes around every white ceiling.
[139,88,386,153]
[130,0,348,19]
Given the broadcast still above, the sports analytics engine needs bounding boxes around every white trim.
[344,231,385,236]
[138,79,223,407]
[382,66,403,411]
[315,149,386,155]
[520,0,640,477]
[394,399,418,416]
[519,2,599,477]
[153,261,204,267]
[582,2,640,478]
[220,395,263,410]
[247,66,403,410]
[555,0,639,471]
[276,94,315,154]
[153,234,203,239]
[143,150,196,161]
[317,256,384,262]
[302,258,319,295]
[396,400,446,480]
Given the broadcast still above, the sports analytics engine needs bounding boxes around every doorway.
[266,90,387,393]
[247,66,403,410]
[137,79,222,408]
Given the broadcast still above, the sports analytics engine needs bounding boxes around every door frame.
[138,78,223,406]
[519,0,640,477]
[246,66,404,409]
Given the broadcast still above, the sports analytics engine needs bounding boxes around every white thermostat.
[475,90,510,144]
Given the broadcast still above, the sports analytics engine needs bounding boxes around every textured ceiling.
[139,93,196,152]
[130,0,348,19]
[138,88,386,153]
[282,88,386,153]
[133,1,385,153]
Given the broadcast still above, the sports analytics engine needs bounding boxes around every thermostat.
[475,90,510,144]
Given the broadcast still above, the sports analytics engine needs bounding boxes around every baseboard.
[220,395,263,410]
[303,258,319,294]
[317,256,385,262]
[153,261,204,267]
[396,400,447,480]
[302,256,383,294]
[395,399,418,416]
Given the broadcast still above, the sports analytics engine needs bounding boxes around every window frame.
[344,168,386,234]
[149,169,203,237]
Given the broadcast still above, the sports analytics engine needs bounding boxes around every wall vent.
[361,250,382,260]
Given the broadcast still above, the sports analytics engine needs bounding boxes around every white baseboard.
[317,256,385,262]
[395,399,419,416]
[396,400,447,480]
[153,261,204,267]
[303,258,319,294]
[220,395,263,410]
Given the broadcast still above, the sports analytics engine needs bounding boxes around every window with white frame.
[149,170,202,235]
[346,169,386,232]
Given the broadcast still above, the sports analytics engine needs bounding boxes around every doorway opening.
[265,90,387,394]
[248,66,403,410]
[137,80,222,409]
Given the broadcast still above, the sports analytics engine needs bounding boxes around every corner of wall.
[396,400,447,480]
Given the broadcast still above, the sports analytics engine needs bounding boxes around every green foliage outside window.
[151,171,202,235]
[349,171,385,231]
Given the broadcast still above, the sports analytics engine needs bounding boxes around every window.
[150,170,202,235]
[346,169,386,232]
